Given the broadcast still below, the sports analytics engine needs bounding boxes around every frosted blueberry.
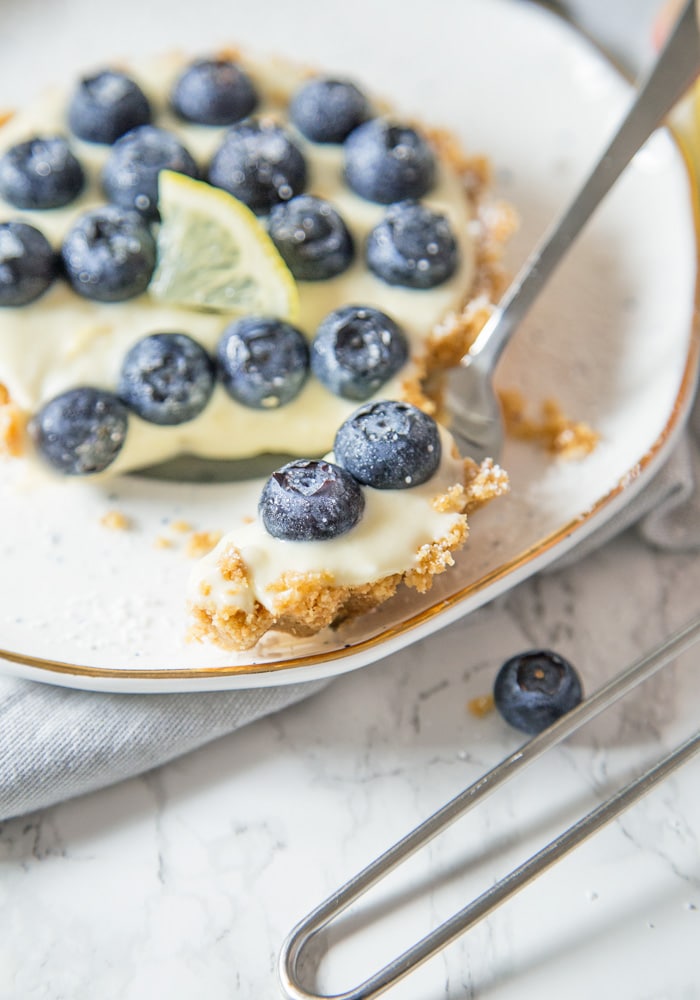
[217,316,309,409]
[119,333,215,425]
[209,119,307,215]
[344,119,435,204]
[68,70,151,144]
[32,387,129,475]
[267,195,354,280]
[310,305,408,401]
[334,400,441,489]
[367,200,458,288]
[171,58,258,125]
[61,206,156,302]
[259,459,364,540]
[290,77,370,143]
[0,136,84,210]
[0,222,56,307]
[102,126,198,219]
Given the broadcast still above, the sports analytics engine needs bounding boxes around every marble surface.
[1,531,699,999]
[2,1,700,998]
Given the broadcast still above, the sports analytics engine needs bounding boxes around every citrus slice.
[149,170,299,321]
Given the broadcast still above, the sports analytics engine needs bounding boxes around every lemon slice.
[149,170,299,321]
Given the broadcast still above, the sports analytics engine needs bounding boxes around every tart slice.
[188,402,508,650]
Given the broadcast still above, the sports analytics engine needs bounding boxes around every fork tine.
[278,614,700,1000]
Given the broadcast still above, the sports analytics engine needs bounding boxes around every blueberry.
[31,387,129,475]
[118,333,215,425]
[171,58,258,126]
[344,119,436,204]
[290,77,370,143]
[259,458,364,541]
[267,195,354,280]
[494,650,583,735]
[0,222,56,307]
[334,400,441,489]
[310,305,408,401]
[68,70,151,144]
[217,316,309,409]
[208,119,307,214]
[367,200,458,289]
[0,136,84,210]
[61,205,156,302]
[102,126,198,219]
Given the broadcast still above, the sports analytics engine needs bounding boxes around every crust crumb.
[425,128,493,204]
[420,195,516,377]
[0,385,27,457]
[100,510,131,531]
[171,519,193,533]
[463,458,510,512]
[188,601,273,651]
[426,297,492,371]
[467,693,495,718]
[154,536,173,549]
[500,389,600,458]
[217,544,249,584]
[432,483,467,514]
[186,530,223,559]
[405,521,467,593]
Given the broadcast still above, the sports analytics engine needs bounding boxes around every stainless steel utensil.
[279,614,700,1000]
[446,0,700,462]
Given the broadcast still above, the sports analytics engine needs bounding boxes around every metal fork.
[446,0,700,463]
[278,615,700,1000]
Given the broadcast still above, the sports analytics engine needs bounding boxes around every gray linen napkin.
[0,677,330,821]
[1,392,699,822]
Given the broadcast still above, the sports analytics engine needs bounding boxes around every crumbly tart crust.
[188,457,508,651]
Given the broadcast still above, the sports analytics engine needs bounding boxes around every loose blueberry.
[367,200,458,289]
[31,387,128,475]
[344,119,435,204]
[171,58,258,125]
[208,119,307,214]
[267,195,354,281]
[217,316,309,409]
[0,222,56,307]
[310,305,408,401]
[290,77,370,143]
[0,136,85,210]
[68,70,151,144]
[334,400,441,489]
[493,650,583,735]
[61,205,156,302]
[102,126,198,219]
[259,458,364,541]
[118,333,215,425]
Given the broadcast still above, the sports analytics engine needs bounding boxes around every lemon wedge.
[149,171,299,321]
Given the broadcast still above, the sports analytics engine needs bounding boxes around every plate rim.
[2,0,699,690]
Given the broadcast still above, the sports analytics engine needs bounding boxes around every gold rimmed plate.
[0,0,697,691]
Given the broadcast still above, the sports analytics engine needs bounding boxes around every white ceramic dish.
[0,0,697,692]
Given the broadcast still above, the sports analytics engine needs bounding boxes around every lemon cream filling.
[0,52,477,476]
[188,426,467,619]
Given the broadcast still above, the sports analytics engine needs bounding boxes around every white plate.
[0,0,697,692]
